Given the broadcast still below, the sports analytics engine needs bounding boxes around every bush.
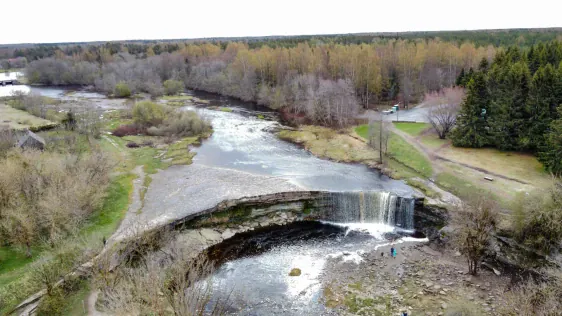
[163,79,184,96]
[146,111,211,137]
[501,276,562,316]
[114,81,132,98]
[454,196,498,275]
[112,124,145,137]
[36,288,65,316]
[132,101,166,127]
[514,183,562,254]
[0,149,112,252]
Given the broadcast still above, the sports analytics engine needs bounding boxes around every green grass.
[355,124,369,139]
[393,122,430,136]
[61,280,90,316]
[420,135,448,149]
[406,179,441,199]
[435,172,488,201]
[0,247,40,286]
[0,172,134,314]
[80,173,134,239]
[0,103,58,130]
[388,133,433,178]
[219,107,233,112]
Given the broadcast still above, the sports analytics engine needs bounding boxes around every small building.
[17,130,45,150]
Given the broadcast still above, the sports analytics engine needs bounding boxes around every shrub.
[514,183,562,254]
[114,81,132,98]
[36,288,65,316]
[132,101,166,127]
[454,195,498,275]
[112,124,144,137]
[146,111,211,137]
[0,149,112,252]
[126,142,140,148]
[163,79,184,96]
[500,276,562,316]
[0,127,14,157]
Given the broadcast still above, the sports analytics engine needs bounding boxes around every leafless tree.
[454,196,498,275]
[424,87,465,139]
[368,113,391,164]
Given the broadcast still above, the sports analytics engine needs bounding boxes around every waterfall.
[323,191,415,230]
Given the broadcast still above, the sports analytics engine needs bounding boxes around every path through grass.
[393,122,430,136]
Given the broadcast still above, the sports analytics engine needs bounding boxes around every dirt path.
[87,290,105,316]
[389,124,442,178]
[391,125,530,185]
[87,165,145,316]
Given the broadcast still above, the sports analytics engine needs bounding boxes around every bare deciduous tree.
[454,196,498,275]
[368,113,391,164]
[424,87,465,139]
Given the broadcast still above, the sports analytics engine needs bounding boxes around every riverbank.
[277,120,552,207]
[322,242,510,315]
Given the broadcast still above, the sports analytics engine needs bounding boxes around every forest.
[11,31,562,174]
[452,41,562,175]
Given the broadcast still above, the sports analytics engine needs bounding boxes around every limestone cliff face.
[413,198,449,241]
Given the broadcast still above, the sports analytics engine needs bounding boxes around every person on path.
[393,248,397,258]
[390,247,395,258]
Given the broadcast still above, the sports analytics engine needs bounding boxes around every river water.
[184,93,413,195]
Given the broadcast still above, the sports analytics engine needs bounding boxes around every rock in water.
[289,268,302,276]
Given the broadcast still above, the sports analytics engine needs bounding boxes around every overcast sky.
[2,0,560,44]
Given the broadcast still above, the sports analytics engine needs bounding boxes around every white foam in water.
[321,221,395,239]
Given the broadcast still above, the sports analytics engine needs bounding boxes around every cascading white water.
[323,191,415,230]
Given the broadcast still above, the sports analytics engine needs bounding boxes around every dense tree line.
[25,39,493,127]
[452,41,562,175]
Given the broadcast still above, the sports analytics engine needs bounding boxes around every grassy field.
[0,103,57,130]
[354,124,433,178]
[393,122,430,136]
[279,125,379,164]
[387,133,433,178]
[419,131,550,190]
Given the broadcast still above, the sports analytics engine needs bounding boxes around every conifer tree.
[489,62,530,150]
[478,57,489,72]
[456,68,466,86]
[451,72,490,148]
[539,106,562,176]
[527,64,558,150]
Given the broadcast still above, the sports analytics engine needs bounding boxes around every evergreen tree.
[451,72,491,148]
[489,62,531,150]
[478,57,489,72]
[527,64,558,150]
[456,68,466,86]
[539,105,562,176]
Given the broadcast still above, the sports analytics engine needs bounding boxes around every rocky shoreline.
[321,242,510,315]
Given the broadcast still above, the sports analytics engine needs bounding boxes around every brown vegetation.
[454,196,499,275]
[513,182,562,255]
[424,87,465,139]
[0,149,112,256]
[114,101,211,139]
[93,236,231,316]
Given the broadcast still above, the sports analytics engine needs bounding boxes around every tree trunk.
[25,242,32,258]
